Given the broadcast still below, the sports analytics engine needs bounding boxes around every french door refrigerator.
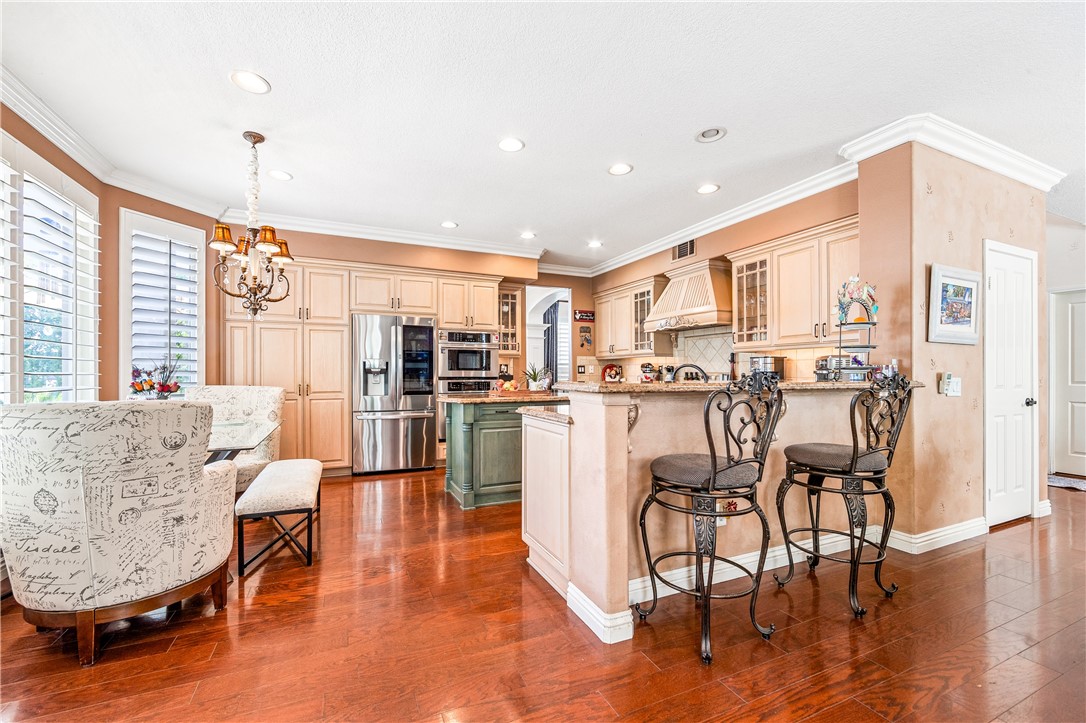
[351,314,436,473]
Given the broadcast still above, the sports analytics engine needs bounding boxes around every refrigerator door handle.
[354,410,435,421]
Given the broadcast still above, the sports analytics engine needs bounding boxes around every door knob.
[1025,397,1037,407]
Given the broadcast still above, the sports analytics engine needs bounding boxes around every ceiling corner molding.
[588,162,859,276]
[219,209,545,260]
[536,263,594,278]
[108,170,225,219]
[1,65,116,180]
[839,113,1066,192]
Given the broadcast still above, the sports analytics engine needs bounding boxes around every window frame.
[118,208,206,396]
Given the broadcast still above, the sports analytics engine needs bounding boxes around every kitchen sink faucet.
[667,364,708,382]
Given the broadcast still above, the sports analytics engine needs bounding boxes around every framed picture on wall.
[927,264,981,344]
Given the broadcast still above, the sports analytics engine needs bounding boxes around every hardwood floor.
[2,473,1083,722]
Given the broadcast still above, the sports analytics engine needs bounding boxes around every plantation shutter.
[0,161,19,404]
[129,230,200,386]
[19,175,99,403]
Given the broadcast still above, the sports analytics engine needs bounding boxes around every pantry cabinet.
[438,278,499,330]
[729,216,859,350]
[594,277,672,359]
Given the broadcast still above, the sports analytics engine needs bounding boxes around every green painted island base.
[442,397,567,510]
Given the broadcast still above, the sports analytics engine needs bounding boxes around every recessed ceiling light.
[587,240,603,248]
[697,184,720,195]
[695,127,727,143]
[520,232,537,240]
[498,137,525,152]
[441,221,459,229]
[268,170,293,181]
[229,70,271,94]
[608,163,633,176]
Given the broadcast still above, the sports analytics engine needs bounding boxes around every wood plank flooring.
[2,473,1083,722]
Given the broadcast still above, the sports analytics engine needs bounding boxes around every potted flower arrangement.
[523,363,551,392]
[130,354,183,399]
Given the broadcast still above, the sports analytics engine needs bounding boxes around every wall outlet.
[715,516,727,527]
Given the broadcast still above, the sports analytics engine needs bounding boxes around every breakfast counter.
[442,393,569,509]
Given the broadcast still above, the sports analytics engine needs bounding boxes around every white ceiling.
[2,2,1082,272]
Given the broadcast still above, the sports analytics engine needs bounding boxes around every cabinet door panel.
[351,270,397,312]
[472,421,522,491]
[439,279,470,328]
[224,266,302,322]
[304,268,350,324]
[772,241,820,346]
[397,275,438,315]
[610,292,633,355]
[305,396,351,468]
[279,397,303,460]
[254,324,304,459]
[470,282,499,329]
[595,296,613,358]
[823,232,860,339]
[223,322,253,385]
[304,325,349,395]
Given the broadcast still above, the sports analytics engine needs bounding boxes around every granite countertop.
[437,393,571,405]
[516,406,574,425]
[553,380,923,394]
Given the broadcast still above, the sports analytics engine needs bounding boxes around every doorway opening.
[525,286,572,383]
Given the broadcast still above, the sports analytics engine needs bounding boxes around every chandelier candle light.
[209,131,295,319]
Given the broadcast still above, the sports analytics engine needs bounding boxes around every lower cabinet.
[444,401,555,509]
[521,415,571,596]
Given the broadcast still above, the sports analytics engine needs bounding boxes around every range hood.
[641,260,733,332]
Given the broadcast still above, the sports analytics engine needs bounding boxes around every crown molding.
[2,65,116,180]
[108,170,225,219]
[588,162,859,276]
[218,208,545,260]
[839,113,1066,192]
[536,263,594,278]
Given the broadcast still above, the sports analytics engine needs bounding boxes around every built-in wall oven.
[437,330,499,378]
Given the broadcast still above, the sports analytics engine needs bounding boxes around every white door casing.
[1051,289,1086,476]
[984,240,1039,525]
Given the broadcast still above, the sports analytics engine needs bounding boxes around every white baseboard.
[880,516,989,555]
[628,536,853,605]
[1033,499,1053,518]
[566,583,634,643]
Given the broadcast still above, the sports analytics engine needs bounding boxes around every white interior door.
[1051,289,1086,476]
[984,241,1038,525]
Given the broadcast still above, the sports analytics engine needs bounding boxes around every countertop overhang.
[554,380,923,394]
[437,393,571,404]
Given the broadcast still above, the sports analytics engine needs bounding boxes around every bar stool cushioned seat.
[649,454,760,489]
[775,373,914,618]
[635,372,785,664]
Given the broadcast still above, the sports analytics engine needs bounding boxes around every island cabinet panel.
[521,416,570,595]
[472,420,523,496]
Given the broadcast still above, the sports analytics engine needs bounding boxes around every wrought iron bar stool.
[635,372,785,663]
[774,373,914,617]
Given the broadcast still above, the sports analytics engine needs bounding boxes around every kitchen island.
[528,378,921,644]
[440,393,569,509]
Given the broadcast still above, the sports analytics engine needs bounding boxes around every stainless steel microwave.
[437,329,499,378]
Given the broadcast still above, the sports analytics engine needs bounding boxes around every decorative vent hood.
[641,260,733,332]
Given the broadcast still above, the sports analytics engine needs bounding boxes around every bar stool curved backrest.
[847,373,914,474]
[702,372,785,491]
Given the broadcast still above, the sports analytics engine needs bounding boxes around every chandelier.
[208,131,295,319]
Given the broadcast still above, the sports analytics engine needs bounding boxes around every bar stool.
[635,372,785,663]
[774,373,914,617]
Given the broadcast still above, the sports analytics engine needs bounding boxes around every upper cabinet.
[439,278,499,330]
[594,277,672,359]
[304,267,350,324]
[729,216,859,349]
[224,265,304,322]
[498,286,522,356]
[351,269,437,315]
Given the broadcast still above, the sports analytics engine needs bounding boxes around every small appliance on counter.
[640,363,658,383]
[602,364,622,383]
[749,355,786,376]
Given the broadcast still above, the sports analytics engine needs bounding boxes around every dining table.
[205,419,281,464]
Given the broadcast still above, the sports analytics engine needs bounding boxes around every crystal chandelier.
[208,131,295,319]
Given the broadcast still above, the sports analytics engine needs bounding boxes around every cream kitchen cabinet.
[303,267,350,325]
[351,269,438,315]
[730,216,859,350]
[224,265,304,322]
[438,278,499,330]
[302,325,351,468]
[253,323,305,462]
[594,277,672,359]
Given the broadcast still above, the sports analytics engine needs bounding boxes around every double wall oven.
[437,329,498,442]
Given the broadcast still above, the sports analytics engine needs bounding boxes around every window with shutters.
[1,136,100,405]
[119,209,205,394]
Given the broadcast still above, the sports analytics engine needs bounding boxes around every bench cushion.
[235,459,322,516]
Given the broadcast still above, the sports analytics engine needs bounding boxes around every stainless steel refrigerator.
[351,314,436,474]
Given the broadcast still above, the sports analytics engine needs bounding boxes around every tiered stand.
[831,300,876,382]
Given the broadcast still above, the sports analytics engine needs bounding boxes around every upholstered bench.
[235,459,322,576]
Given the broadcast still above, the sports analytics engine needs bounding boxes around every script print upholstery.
[0,401,236,612]
[186,385,285,493]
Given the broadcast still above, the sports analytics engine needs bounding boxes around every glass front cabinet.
[731,256,770,347]
[498,286,521,356]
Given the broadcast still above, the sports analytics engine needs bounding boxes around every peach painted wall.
[858,142,1048,536]
[592,183,858,294]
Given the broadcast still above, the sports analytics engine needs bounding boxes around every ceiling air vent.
[672,239,696,261]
